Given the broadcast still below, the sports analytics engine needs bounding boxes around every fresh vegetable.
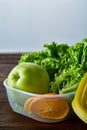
[19,38,87,94]
[72,72,87,124]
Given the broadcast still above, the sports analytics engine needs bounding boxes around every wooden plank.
[0,54,22,64]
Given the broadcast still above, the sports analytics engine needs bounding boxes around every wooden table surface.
[0,54,87,130]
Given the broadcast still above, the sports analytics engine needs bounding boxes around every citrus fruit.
[24,94,69,120]
[24,96,40,113]
[24,94,55,113]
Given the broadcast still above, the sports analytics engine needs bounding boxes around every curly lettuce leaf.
[18,38,87,94]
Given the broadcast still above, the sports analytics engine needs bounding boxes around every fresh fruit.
[24,94,69,120]
[72,72,87,124]
[7,62,50,94]
[24,93,55,112]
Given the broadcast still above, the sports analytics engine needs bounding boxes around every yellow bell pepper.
[72,72,87,124]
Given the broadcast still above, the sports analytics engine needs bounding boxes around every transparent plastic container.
[3,79,75,123]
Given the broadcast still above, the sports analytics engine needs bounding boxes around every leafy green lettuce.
[18,38,87,94]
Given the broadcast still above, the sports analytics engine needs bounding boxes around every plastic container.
[3,79,75,123]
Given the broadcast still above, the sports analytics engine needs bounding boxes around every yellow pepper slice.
[72,72,87,124]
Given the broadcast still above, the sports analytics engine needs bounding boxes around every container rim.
[3,79,75,98]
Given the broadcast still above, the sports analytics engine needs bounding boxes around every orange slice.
[24,94,69,120]
[24,96,40,113]
[24,93,55,113]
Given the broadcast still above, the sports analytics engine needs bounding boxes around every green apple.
[7,62,50,94]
